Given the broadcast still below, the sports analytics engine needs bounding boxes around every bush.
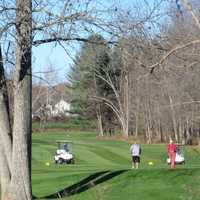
[32,117,97,131]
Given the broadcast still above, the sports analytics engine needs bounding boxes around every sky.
[32,0,169,84]
[32,43,73,83]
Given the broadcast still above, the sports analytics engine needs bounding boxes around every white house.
[52,99,71,116]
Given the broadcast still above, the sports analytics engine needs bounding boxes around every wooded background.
[1,1,200,199]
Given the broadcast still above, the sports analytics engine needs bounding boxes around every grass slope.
[32,131,200,200]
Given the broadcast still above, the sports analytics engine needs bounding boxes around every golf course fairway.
[32,132,200,200]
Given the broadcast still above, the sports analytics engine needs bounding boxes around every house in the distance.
[52,99,71,116]
[32,83,72,119]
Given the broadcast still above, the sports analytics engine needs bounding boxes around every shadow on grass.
[37,169,127,199]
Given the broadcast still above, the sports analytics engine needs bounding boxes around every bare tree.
[0,0,32,199]
[0,1,124,199]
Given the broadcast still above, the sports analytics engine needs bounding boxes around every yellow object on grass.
[148,161,154,166]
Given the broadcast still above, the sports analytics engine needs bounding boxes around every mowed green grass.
[32,131,200,200]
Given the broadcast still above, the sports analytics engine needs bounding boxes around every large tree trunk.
[9,0,32,199]
[0,0,32,200]
[0,43,12,200]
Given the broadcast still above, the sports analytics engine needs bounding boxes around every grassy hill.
[32,131,200,200]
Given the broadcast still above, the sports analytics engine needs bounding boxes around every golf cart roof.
[56,140,73,143]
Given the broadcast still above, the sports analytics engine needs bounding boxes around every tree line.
[69,0,200,145]
[0,0,200,200]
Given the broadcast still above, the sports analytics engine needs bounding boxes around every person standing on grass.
[167,138,177,169]
[130,141,141,169]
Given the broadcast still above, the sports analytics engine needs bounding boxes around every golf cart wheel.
[58,158,64,164]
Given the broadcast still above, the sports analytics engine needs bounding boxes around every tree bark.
[0,43,12,200]
[0,1,33,200]
[0,141,11,200]
[169,95,178,142]
[96,106,104,136]
[9,0,32,199]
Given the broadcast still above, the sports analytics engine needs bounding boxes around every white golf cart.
[167,144,185,165]
[54,140,75,164]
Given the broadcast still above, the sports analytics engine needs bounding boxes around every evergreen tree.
[69,34,110,119]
